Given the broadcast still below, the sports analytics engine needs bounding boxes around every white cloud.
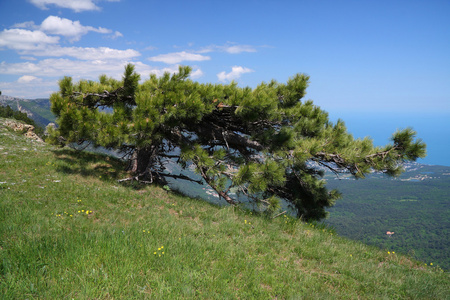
[148,51,210,64]
[29,0,101,12]
[189,68,204,79]
[12,16,116,42]
[18,75,42,83]
[0,29,59,51]
[217,66,254,82]
[40,16,111,42]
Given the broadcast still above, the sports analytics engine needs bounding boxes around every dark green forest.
[325,165,450,271]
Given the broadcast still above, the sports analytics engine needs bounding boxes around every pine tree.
[48,64,426,221]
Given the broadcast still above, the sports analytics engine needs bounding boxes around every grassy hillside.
[1,118,449,299]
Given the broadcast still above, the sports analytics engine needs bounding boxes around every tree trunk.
[129,147,153,175]
[127,146,168,184]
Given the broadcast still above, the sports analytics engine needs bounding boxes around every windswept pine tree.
[48,65,426,220]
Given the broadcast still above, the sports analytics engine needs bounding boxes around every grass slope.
[1,118,449,299]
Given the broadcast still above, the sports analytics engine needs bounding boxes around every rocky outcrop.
[1,119,44,142]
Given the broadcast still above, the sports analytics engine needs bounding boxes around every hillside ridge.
[0,95,54,127]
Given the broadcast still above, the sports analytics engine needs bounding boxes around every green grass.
[1,118,449,299]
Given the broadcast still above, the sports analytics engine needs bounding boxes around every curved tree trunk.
[128,146,153,175]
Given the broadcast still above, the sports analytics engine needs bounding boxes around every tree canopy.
[48,64,426,221]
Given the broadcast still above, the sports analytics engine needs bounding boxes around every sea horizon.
[328,111,450,167]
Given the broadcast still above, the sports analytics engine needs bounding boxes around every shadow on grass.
[50,148,279,218]
[51,148,195,193]
[52,148,128,181]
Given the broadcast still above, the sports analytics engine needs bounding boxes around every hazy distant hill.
[0,95,54,127]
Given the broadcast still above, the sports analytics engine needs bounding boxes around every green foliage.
[49,64,426,221]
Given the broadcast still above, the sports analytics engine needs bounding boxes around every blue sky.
[0,0,449,164]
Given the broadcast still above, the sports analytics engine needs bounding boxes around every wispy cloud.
[110,31,123,39]
[19,56,38,61]
[144,46,158,51]
[199,43,257,54]
[12,21,39,29]
[217,66,254,82]
[29,0,101,12]
[30,46,140,60]
[148,51,210,64]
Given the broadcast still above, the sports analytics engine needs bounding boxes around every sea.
[327,111,450,167]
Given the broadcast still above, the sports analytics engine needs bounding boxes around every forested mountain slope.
[325,166,450,271]
[0,95,54,127]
